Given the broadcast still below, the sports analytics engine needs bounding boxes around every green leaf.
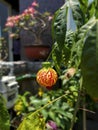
[70,0,85,28]
[55,117,61,126]
[52,43,62,74]
[41,109,48,118]
[81,20,98,98]
[61,102,70,110]
[17,113,45,130]
[63,30,75,65]
[0,94,10,130]
[79,0,88,7]
[41,97,50,104]
[29,97,42,108]
[69,17,96,67]
[65,112,73,119]
[87,1,95,19]
[48,111,56,121]
[55,110,69,118]
[52,3,67,47]
[78,17,96,39]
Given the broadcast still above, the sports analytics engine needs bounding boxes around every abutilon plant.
[36,62,58,89]
[2,0,98,130]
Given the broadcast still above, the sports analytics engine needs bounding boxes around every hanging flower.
[36,64,58,89]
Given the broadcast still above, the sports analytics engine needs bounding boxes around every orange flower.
[36,67,58,89]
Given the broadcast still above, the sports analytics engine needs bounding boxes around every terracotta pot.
[24,44,50,60]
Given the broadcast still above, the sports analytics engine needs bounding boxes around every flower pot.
[24,44,50,61]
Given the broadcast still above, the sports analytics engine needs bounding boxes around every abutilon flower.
[36,67,58,89]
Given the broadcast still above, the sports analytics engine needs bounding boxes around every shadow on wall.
[19,0,65,13]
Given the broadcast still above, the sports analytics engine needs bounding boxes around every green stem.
[69,90,81,130]
[83,89,87,130]
[83,103,86,130]
[46,43,61,75]
[46,42,57,61]
[69,77,82,130]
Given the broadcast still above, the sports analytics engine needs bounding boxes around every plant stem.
[69,77,82,130]
[69,90,81,130]
[83,103,86,130]
[46,43,57,61]
[83,89,87,130]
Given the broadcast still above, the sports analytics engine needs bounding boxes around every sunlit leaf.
[17,113,45,130]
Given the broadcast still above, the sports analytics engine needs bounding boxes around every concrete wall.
[19,0,64,13]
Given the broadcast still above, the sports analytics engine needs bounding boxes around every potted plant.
[5,1,53,60]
